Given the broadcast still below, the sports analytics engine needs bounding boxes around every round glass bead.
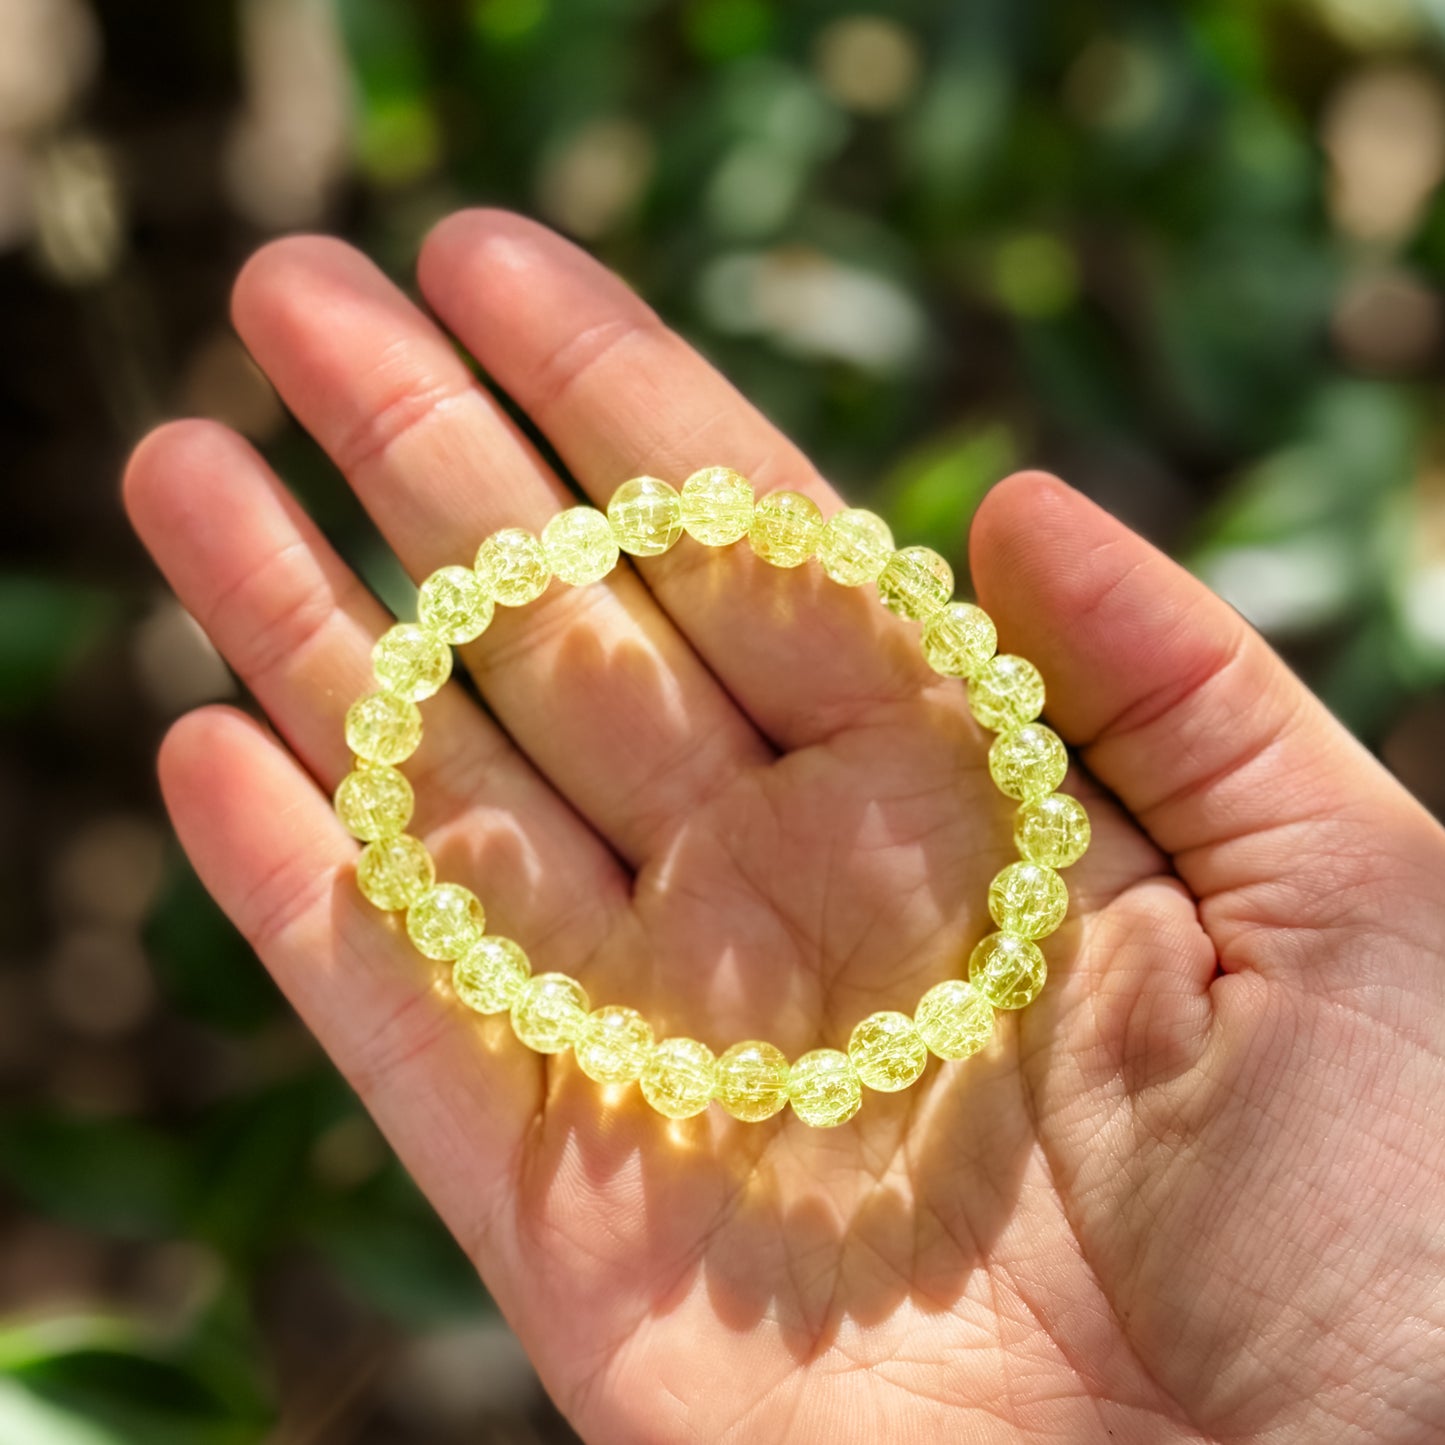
[418,565,494,644]
[989,722,1069,802]
[969,654,1045,732]
[913,979,994,1060]
[969,931,1047,1010]
[787,1049,862,1127]
[542,506,620,586]
[406,883,486,960]
[1014,792,1092,869]
[713,1040,790,1122]
[574,1005,654,1085]
[987,861,1068,940]
[356,833,435,911]
[334,764,413,841]
[817,508,894,586]
[452,935,530,1015]
[476,527,551,606]
[847,1010,928,1092]
[345,691,423,765]
[748,489,823,567]
[372,622,452,702]
[877,546,953,621]
[607,475,684,556]
[510,973,589,1053]
[922,602,997,679]
[679,465,754,545]
[640,1036,717,1119]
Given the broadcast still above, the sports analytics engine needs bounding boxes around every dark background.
[3,0,1445,1440]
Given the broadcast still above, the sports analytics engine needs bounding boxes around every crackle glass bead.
[1015,792,1091,869]
[989,723,1068,802]
[914,979,995,1060]
[987,861,1068,940]
[848,1010,928,1093]
[680,465,753,545]
[818,508,893,586]
[356,833,435,911]
[574,1005,654,1085]
[749,490,823,567]
[640,1036,717,1119]
[476,527,550,606]
[510,973,589,1053]
[969,654,1045,732]
[334,763,413,841]
[922,602,997,679]
[418,565,493,644]
[453,935,530,1015]
[608,475,684,556]
[877,546,953,621]
[542,506,620,586]
[788,1049,862,1127]
[714,1040,790,1122]
[406,883,486,961]
[372,622,452,702]
[345,691,422,764]
[969,931,1047,1010]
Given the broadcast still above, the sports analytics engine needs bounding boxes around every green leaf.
[0,576,110,717]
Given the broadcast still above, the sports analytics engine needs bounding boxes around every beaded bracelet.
[334,467,1090,1128]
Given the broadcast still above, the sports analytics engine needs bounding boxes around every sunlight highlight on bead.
[607,475,685,555]
[817,508,894,586]
[714,1040,790,1121]
[372,623,453,701]
[406,883,486,960]
[1014,792,1091,868]
[356,833,435,911]
[877,545,953,620]
[418,564,494,643]
[453,935,531,1015]
[787,1049,862,1127]
[848,1010,929,1092]
[969,932,1047,1010]
[988,723,1069,802]
[913,979,994,1059]
[476,527,551,605]
[749,490,823,567]
[922,602,997,678]
[543,506,620,585]
[345,691,423,764]
[968,654,1045,732]
[510,973,589,1053]
[987,862,1068,940]
[680,466,754,545]
[641,1036,717,1119]
[334,764,414,841]
[575,1005,654,1085]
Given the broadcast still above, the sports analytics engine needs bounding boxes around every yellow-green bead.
[914,979,994,1060]
[787,1049,862,1127]
[847,1010,928,1093]
[372,622,452,702]
[969,931,1048,1010]
[987,861,1068,940]
[714,1040,790,1122]
[679,465,754,545]
[356,833,435,910]
[418,565,494,644]
[607,475,684,556]
[817,508,894,586]
[542,506,620,586]
[574,1005,654,1084]
[406,883,486,960]
[877,545,953,621]
[344,691,423,764]
[922,602,997,678]
[334,764,414,841]
[989,722,1068,802]
[452,935,530,1014]
[748,489,823,567]
[1015,792,1091,868]
[476,527,551,606]
[510,973,590,1054]
[969,654,1045,732]
[640,1036,716,1119]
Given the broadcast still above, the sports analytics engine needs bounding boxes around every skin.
[122,209,1445,1444]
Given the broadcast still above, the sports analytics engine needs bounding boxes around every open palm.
[124,210,1445,1443]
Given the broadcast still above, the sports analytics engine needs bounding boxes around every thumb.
[968,472,1445,990]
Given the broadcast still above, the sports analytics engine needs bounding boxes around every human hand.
[123,210,1445,1443]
